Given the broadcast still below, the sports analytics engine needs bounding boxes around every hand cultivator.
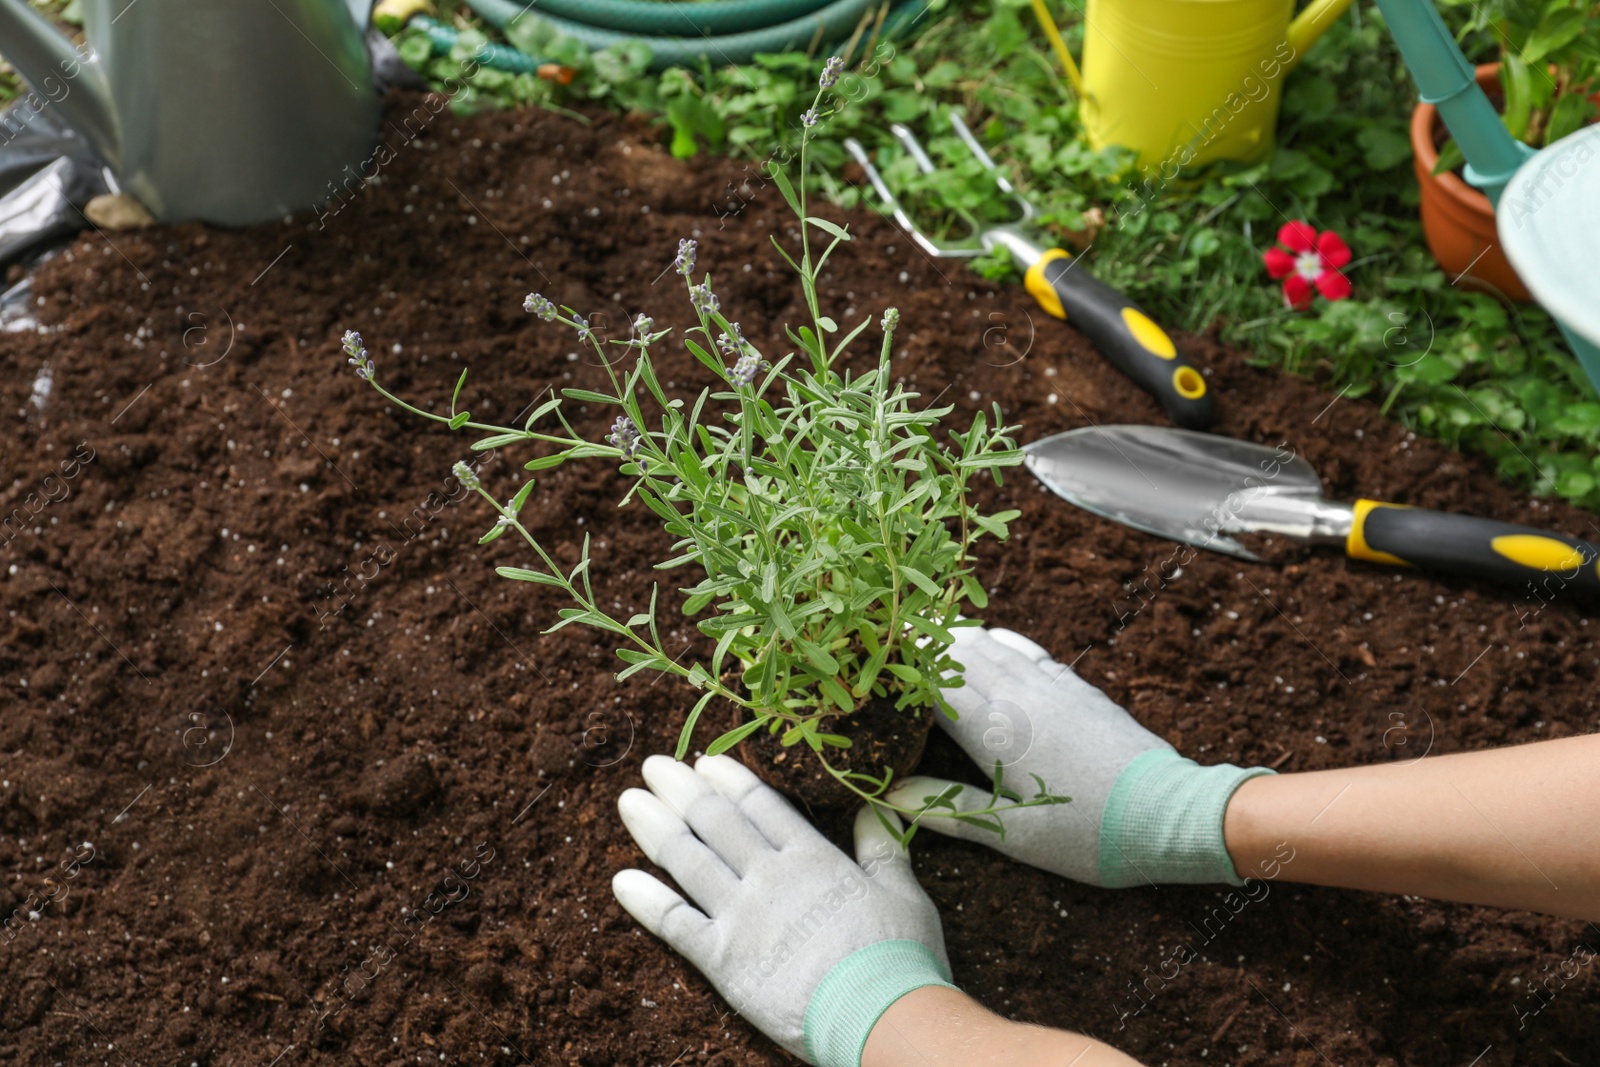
[845,114,1216,430]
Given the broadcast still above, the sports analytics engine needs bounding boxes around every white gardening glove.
[888,626,1272,888]
[613,754,955,1067]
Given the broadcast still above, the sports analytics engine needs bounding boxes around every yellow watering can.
[1034,0,1356,168]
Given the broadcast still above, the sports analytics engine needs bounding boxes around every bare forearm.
[864,986,1145,1067]
[1224,735,1600,920]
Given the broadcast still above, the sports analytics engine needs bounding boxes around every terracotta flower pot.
[1410,63,1533,302]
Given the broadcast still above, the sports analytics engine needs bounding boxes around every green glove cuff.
[802,939,956,1067]
[1098,749,1274,888]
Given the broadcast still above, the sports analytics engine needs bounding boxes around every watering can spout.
[1283,0,1358,73]
[0,0,118,166]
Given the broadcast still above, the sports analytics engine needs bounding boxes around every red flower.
[1262,221,1351,309]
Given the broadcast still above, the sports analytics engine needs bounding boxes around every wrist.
[862,986,1003,1067]
[864,986,1146,1067]
[803,940,956,1067]
[1221,771,1289,879]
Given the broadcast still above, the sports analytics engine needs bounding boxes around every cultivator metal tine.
[889,123,939,174]
[842,137,922,239]
[843,133,984,258]
[843,136,982,259]
[949,112,1037,223]
[891,123,985,237]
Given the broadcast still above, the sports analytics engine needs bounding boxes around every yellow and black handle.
[1347,499,1600,595]
[1024,248,1215,430]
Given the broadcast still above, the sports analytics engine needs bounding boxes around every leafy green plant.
[347,66,1064,831]
[1434,0,1599,172]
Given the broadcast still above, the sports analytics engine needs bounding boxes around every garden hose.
[461,0,932,71]
[489,0,848,37]
[410,15,575,82]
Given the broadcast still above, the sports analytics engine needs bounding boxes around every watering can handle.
[1284,0,1358,71]
[1030,0,1355,91]
[1029,0,1085,95]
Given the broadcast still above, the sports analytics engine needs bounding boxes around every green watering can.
[0,0,381,226]
[1378,0,1600,392]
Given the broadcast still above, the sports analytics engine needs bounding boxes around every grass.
[4,0,1595,511]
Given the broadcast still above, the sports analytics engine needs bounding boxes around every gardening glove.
[887,626,1273,888]
[613,753,956,1067]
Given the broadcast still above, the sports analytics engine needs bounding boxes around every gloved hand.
[613,754,956,1067]
[887,626,1272,888]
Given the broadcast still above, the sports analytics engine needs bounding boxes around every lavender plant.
[349,71,1064,831]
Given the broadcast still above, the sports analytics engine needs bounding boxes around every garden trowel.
[1025,424,1600,595]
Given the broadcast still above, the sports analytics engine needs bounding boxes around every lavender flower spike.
[524,293,558,321]
[674,238,697,277]
[607,415,643,458]
[690,283,720,316]
[452,460,480,492]
[819,56,844,90]
[343,330,374,380]
[728,353,765,386]
[716,322,747,356]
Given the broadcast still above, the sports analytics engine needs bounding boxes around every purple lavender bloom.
[716,322,747,356]
[690,283,720,316]
[607,415,643,458]
[674,238,697,277]
[343,330,374,380]
[728,353,765,386]
[524,293,558,321]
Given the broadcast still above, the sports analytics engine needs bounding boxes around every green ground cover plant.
[391,0,1600,512]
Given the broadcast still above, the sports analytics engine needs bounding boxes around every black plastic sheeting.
[0,93,109,269]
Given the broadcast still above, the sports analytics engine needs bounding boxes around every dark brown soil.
[727,697,935,813]
[1,93,1596,1067]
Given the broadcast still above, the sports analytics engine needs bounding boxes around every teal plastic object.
[1498,125,1600,384]
[503,0,838,36]
[1372,0,1534,203]
[412,15,548,74]
[463,0,929,71]
[1377,0,1600,396]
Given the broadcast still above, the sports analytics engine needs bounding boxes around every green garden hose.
[496,0,844,37]
[461,0,931,71]
[412,15,551,75]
